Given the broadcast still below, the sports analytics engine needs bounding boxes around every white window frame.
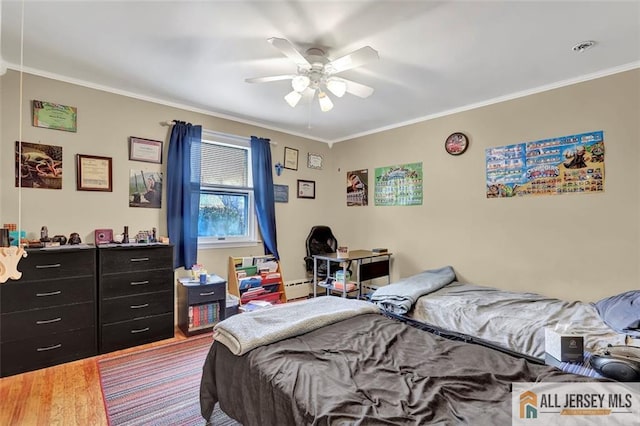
[198,130,259,249]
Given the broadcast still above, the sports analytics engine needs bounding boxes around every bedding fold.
[213,296,379,355]
[370,265,456,314]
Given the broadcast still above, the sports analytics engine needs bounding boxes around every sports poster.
[374,162,423,206]
[486,130,605,198]
[347,169,368,206]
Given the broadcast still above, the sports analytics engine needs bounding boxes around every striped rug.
[98,335,240,426]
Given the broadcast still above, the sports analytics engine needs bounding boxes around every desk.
[313,250,392,298]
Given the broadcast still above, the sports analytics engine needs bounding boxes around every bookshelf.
[228,256,287,305]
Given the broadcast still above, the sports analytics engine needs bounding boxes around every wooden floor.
[0,328,189,426]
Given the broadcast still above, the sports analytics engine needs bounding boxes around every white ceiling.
[1,1,639,143]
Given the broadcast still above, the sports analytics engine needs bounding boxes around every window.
[196,131,257,248]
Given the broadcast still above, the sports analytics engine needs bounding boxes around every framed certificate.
[129,137,163,164]
[297,179,315,199]
[284,147,299,170]
[76,154,113,192]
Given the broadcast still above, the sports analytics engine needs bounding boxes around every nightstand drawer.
[1,276,95,313]
[1,301,95,343]
[101,291,173,323]
[186,282,226,305]
[100,313,174,353]
[0,327,96,377]
[20,248,95,282]
[99,246,173,274]
[100,269,172,298]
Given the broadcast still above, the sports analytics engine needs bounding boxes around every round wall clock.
[445,132,469,156]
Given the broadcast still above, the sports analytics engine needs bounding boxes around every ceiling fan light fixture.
[291,75,310,92]
[318,91,333,112]
[284,90,303,107]
[326,78,347,97]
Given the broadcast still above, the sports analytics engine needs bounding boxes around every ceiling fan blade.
[342,78,375,98]
[245,75,295,84]
[326,46,379,74]
[268,37,311,69]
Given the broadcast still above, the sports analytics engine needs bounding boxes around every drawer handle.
[130,303,149,309]
[35,263,61,269]
[36,317,62,325]
[130,327,150,334]
[36,344,62,352]
[199,291,215,296]
[130,257,150,262]
[36,290,62,297]
[130,280,150,286]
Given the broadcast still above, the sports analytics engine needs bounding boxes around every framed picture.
[307,152,323,169]
[284,147,299,170]
[76,154,113,192]
[32,100,77,132]
[129,137,163,164]
[274,184,289,203]
[297,179,315,199]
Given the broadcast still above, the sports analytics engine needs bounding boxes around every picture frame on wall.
[129,137,163,164]
[284,147,299,170]
[297,179,315,199]
[76,154,113,192]
[274,184,289,203]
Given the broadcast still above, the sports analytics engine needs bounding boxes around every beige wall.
[2,69,638,303]
[330,69,640,301]
[0,71,330,284]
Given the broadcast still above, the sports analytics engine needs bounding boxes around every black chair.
[304,226,350,279]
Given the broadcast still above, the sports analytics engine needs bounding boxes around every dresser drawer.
[99,246,173,274]
[100,269,172,298]
[1,276,95,313]
[101,290,173,324]
[1,301,95,343]
[0,327,96,377]
[186,282,226,305]
[20,248,95,282]
[100,313,174,353]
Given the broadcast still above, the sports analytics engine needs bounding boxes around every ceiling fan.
[245,37,378,112]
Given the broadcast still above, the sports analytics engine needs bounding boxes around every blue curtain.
[251,136,280,259]
[167,121,202,269]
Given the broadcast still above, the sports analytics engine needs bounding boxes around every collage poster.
[374,162,423,206]
[346,169,369,206]
[486,130,605,198]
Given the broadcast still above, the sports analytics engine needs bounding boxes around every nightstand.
[177,275,227,336]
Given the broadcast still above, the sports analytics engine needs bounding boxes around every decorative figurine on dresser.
[0,245,97,377]
[97,243,174,353]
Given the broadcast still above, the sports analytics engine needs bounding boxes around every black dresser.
[0,246,97,377]
[97,244,174,353]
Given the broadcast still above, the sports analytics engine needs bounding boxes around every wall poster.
[374,162,423,206]
[129,170,163,208]
[347,169,368,206]
[15,141,63,189]
[486,130,605,198]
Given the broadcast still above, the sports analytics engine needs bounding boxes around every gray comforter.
[201,313,594,425]
[410,281,627,360]
[370,266,455,314]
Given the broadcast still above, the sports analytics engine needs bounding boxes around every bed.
[370,266,637,362]
[200,296,595,425]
